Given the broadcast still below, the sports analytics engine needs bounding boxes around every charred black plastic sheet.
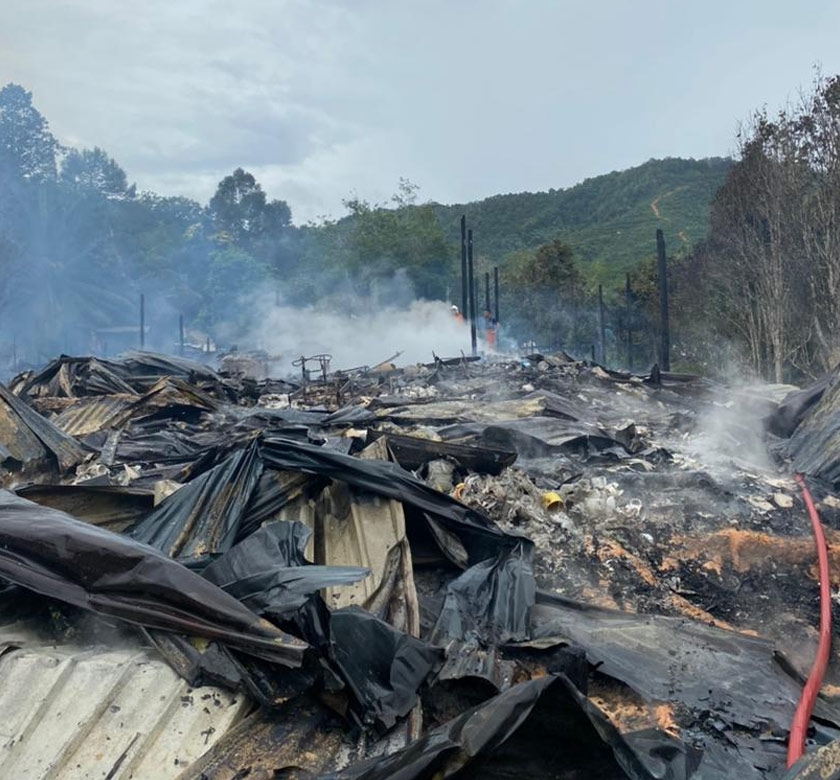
[372,432,517,475]
[441,417,632,461]
[202,521,369,619]
[128,441,263,566]
[319,674,693,780]
[528,591,840,778]
[259,436,527,566]
[202,521,437,728]
[0,382,87,472]
[0,490,307,666]
[430,542,535,646]
[784,375,840,484]
[330,606,441,732]
[768,372,835,438]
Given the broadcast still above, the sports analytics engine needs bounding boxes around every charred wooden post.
[460,215,467,317]
[484,272,490,312]
[140,294,145,348]
[467,229,477,356]
[656,229,670,371]
[179,314,184,356]
[494,266,500,323]
[598,284,606,365]
[625,273,632,371]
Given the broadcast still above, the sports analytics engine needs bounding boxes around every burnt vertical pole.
[494,266,500,323]
[139,294,145,348]
[484,272,490,312]
[460,215,467,316]
[179,314,185,356]
[598,284,606,365]
[467,229,477,355]
[625,273,632,371]
[656,229,670,371]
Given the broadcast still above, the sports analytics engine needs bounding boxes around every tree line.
[3,75,839,380]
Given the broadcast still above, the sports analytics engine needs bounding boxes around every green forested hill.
[431,157,732,285]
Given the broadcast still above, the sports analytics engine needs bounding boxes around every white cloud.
[3,0,840,223]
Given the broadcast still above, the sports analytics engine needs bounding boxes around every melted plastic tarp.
[0,490,307,666]
[319,674,695,780]
[330,606,441,732]
[784,375,840,484]
[768,372,835,438]
[430,543,535,646]
[259,437,528,566]
[202,521,369,619]
[528,591,840,778]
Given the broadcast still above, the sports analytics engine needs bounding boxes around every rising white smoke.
[245,296,475,373]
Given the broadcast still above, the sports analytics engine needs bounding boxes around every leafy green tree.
[340,179,451,299]
[60,147,133,198]
[209,167,291,245]
[505,240,594,351]
[0,83,59,181]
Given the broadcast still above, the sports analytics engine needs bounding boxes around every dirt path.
[650,186,687,220]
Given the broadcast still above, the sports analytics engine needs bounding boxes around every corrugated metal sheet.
[14,484,154,532]
[0,383,87,472]
[53,395,137,437]
[0,625,250,779]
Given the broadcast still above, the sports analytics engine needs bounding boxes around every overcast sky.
[2,0,839,223]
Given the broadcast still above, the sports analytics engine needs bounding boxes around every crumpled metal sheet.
[0,381,87,472]
[51,393,137,436]
[0,490,307,667]
[128,442,263,566]
[17,355,138,398]
[15,482,154,532]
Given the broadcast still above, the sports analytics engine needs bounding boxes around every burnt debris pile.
[1,349,840,778]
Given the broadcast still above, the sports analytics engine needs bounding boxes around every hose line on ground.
[788,473,832,768]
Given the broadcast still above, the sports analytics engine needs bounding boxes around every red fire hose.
[787,473,832,767]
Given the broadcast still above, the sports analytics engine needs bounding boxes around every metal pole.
[179,314,184,356]
[598,284,606,365]
[140,294,145,348]
[467,229,477,355]
[460,215,467,317]
[656,229,670,371]
[625,273,632,371]
[494,266,499,323]
[484,272,490,313]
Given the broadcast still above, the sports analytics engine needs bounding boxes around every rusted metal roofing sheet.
[0,382,87,472]
[52,395,137,437]
[0,625,250,780]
